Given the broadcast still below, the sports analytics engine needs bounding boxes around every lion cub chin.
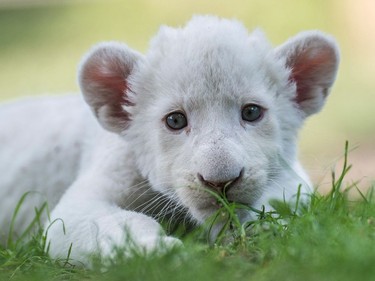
[0,15,339,264]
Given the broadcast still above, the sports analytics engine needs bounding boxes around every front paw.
[93,211,183,259]
[46,210,182,265]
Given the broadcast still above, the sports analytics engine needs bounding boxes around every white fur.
[0,15,339,264]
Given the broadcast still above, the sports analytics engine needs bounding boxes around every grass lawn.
[1,144,375,281]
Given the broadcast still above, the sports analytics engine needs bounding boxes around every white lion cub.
[0,16,339,263]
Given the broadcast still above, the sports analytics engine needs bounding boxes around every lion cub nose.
[198,168,244,193]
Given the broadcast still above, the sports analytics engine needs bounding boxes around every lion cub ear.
[275,31,339,117]
[78,42,143,133]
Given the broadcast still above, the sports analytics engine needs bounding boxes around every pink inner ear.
[290,47,334,104]
[85,63,131,105]
[81,58,135,130]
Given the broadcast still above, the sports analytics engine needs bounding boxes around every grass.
[1,142,375,281]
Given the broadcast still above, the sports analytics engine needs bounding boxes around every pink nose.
[198,168,243,193]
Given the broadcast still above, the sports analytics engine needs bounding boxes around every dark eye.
[242,104,263,122]
[166,112,188,130]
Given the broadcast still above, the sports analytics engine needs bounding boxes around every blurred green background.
[0,0,374,190]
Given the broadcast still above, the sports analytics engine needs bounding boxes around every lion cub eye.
[241,104,263,122]
[165,112,188,130]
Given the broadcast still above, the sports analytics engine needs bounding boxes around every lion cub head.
[79,16,339,227]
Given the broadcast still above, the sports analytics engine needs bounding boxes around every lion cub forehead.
[142,16,277,103]
[147,15,272,65]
